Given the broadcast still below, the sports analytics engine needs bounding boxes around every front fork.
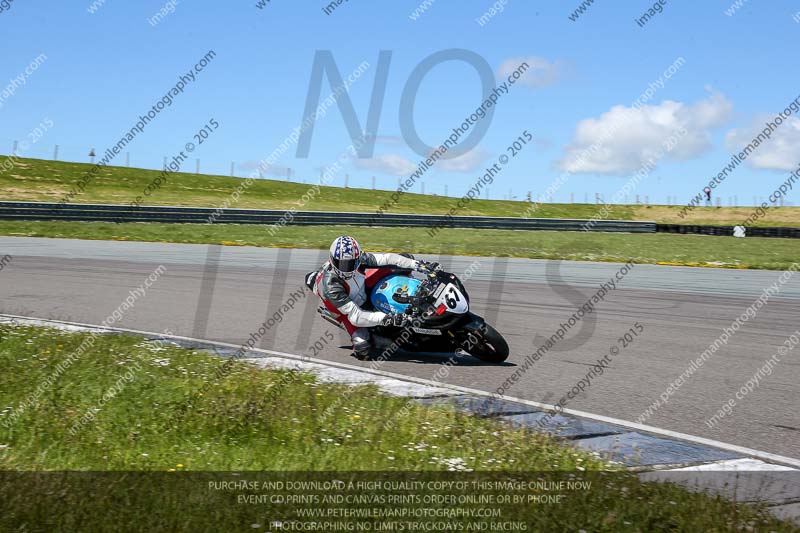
[451,313,490,351]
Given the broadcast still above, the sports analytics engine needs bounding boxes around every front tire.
[465,323,509,363]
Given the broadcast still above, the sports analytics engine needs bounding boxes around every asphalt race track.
[1,237,798,459]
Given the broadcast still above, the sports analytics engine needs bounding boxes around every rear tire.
[465,323,509,363]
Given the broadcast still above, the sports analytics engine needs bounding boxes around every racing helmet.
[329,235,362,279]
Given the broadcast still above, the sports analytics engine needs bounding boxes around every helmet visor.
[332,256,359,275]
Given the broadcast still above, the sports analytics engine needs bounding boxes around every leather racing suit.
[313,252,419,358]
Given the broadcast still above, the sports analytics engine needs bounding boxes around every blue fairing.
[370,273,422,314]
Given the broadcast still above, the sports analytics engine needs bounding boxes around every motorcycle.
[308,259,509,363]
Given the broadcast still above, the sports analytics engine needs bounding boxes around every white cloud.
[725,115,800,171]
[435,147,490,173]
[557,91,732,175]
[497,56,562,88]
[354,154,417,177]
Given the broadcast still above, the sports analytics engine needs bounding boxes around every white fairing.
[434,283,468,314]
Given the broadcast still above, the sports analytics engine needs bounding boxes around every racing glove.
[381,313,411,327]
[415,260,442,273]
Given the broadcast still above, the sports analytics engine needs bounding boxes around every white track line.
[4,313,800,470]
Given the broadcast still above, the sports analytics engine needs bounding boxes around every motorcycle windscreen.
[370,273,422,314]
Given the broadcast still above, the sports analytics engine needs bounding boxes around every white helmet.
[329,236,362,279]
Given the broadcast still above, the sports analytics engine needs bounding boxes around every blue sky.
[1,0,799,206]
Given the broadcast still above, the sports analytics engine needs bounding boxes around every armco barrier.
[0,201,655,233]
[0,201,797,237]
[656,224,800,239]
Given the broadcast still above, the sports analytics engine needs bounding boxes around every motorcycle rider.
[306,235,439,360]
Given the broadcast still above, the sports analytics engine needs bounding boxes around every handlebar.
[405,271,444,317]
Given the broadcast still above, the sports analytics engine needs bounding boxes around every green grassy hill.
[1,156,797,227]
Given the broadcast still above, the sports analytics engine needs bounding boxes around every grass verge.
[1,220,799,270]
[0,324,795,531]
[2,155,799,227]
[0,324,599,471]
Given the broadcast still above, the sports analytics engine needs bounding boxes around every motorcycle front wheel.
[465,323,509,363]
